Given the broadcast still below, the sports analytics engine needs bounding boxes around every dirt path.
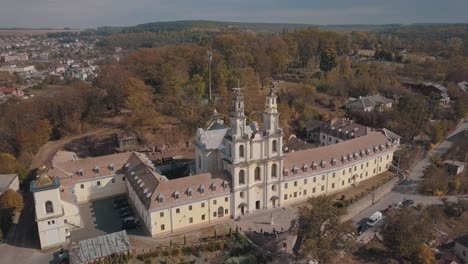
[30,128,121,170]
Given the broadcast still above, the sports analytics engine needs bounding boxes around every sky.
[1,0,467,29]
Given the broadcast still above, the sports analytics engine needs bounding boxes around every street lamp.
[207,50,213,102]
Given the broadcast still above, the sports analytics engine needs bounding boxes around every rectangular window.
[284,183,288,189]
[380,157,382,162]
[202,214,206,220]
[112,178,115,183]
[97,181,101,186]
[366,172,368,177]
[176,208,180,214]
[225,209,228,214]
[342,180,345,185]
[387,155,389,160]
[342,170,345,175]
[332,183,335,189]
[313,187,316,193]
[189,217,193,224]
[294,181,297,187]
[349,168,352,173]
[366,162,369,167]
[294,192,297,198]
[284,194,288,200]
[373,169,376,173]
[80,184,84,189]
[64,219,67,224]
[313,177,316,183]
[321,185,325,191]
[160,212,164,217]
[361,164,363,169]
[304,179,307,185]
[189,205,192,211]
[354,166,357,171]
[213,212,217,217]
[213,200,217,205]
[122,176,126,181]
[225,197,228,202]
[161,224,165,231]
[322,175,325,181]
[201,202,205,208]
[304,190,307,195]
[332,173,335,178]
[375,159,377,164]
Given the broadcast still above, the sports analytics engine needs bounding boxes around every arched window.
[271,164,277,178]
[45,201,54,214]
[228,144,232,157]
[272,140,278,152]
[239,145,244,158]
[239,170,245,185]
[254,167,261,181]
[198,155,202,169]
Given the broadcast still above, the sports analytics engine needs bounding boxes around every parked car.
[122,217,139,229]
[366,211,383,227]
[357,224,368,235]
[402,199,415,207]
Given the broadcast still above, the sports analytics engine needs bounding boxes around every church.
[31,87,399,249]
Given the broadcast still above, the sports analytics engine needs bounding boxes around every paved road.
[354,120,467,241]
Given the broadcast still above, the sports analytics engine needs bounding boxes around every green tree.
[320,48,338,73]
[383,208,432,259]
[298,196,355,264]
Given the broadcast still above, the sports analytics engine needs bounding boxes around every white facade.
[31,177,67,250]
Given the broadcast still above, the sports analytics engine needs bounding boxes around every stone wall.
[341,176,400,222]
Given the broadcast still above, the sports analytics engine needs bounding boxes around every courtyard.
[69,196,145,243]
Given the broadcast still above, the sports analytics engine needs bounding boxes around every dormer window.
[348,154,353,160]
[283,169,289,176]
[342,156,347,163]
[354,152,359,159]
[331,159,337,166]
[366,149,371,155]
[312,162,318,170]
[108,163,114,171]
[302,164,309,172]
[94,166,100,174]
[374,146,379,152]
[157,194,164,203]
[222,181,228,188]
[200,185,205,194]
[211,183,217,192]
[77,169,83,176]
[174,191,180,199]
[320,160,327,168]
[292,166,299,174]
[187,188,193,197]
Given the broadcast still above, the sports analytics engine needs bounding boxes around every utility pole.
[207,50,213,102]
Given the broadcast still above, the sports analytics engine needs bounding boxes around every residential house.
[346,94,394,112]
[319,118,368,146]
[400,79,451,105]
[0,87,24,98]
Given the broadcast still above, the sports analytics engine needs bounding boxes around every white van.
[366,211,383,226]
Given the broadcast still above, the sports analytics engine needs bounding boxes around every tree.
[298,196,355,264]
[339,55,352,79]
[0,153,26,178]
[383,208,432,259]
[124,78,161,137]
[416,245,436,264]
[0,189,23,211]
[320,48,338,73]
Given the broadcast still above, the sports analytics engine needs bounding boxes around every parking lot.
[70,196,145,243]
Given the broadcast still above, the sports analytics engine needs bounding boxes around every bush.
[162,250,170,257]
[181,246,192,256]
[171,248,179,256]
